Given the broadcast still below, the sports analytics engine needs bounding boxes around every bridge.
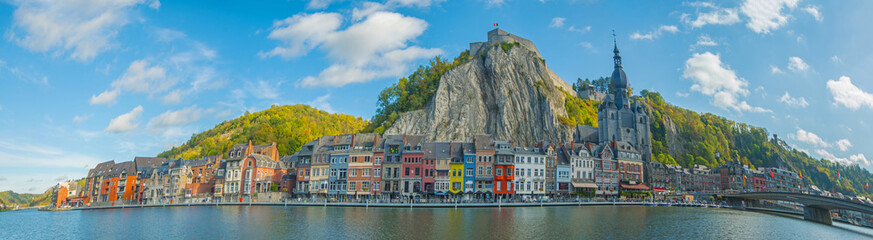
[719,192,873,225]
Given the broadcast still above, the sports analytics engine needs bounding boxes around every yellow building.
[450,163,465,194]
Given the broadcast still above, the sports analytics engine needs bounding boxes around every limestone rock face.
[385,44,575,146]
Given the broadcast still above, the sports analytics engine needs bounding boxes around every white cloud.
[683,6,741,28]
[391,0,444,7]
[148,0,161,10]
[630,25,679,40]
[262,11,441,87]
[89,89,120,105]
[816,149,846,164]
[567,25,591,34]
[259,12,343,59]
[162,90,183,105]
[676,92,690,97]
[690,35,718,50]
[549,17,566,28]
[90,33,221,106]
[792,128,829,147]
[578,42,594,49]
[485,0,506,7]
[779,92,808,108]
[850,154,871,166]
[105,105,144,133]
[836,139,852,152]
[147,105,205,134]
[787,56,809,73]
[111,60,172,94]
[308,94,335,113]
[827,76,873,110]
[831,56,841,63]
[8,0,157,61]
[740,0,799,34]
[695,35,718,46]
[816,149,869,166]
[0,140,102,168]
[802,5,822,22]
[245,80,282,99]
[72,114,92,123]
[307,0,335,9]
[770,65,784,74]
[683,52,770,113]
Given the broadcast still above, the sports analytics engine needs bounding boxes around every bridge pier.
[803,206,832,225]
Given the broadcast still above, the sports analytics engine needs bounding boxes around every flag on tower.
[494,23,498,27]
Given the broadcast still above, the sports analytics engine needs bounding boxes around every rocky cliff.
[385,41,576,146]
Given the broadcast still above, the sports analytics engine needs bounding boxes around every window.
[374,182,380,191]
[496,182,501,191]
[496,168,503,176]
[466,169,474,176]
[350,169,357,177]
[349,182,356,191]
[486,166,492,175]
[405,168,410,176]
[364,169,370,177]
[478,166,483,175]
[415,168,420,176]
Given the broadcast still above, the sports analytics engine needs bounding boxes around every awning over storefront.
[653,187,666,192]
[572,182,598,189]
[620,184,650,191]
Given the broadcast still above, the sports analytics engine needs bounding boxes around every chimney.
[351,134,356,147]
[403,133,407,143]
[318,137,321,145]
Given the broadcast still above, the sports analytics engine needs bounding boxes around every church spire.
[612,30,622,68]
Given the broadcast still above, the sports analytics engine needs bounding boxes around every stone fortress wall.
[469,28,543,59]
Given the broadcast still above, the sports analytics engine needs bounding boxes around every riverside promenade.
[74,201,671,211]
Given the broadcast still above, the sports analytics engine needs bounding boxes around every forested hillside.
[157,105,368,159]
[640,90,873,197]
[0,189,52,207]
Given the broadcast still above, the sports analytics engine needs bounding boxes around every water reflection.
[2,206,873,239]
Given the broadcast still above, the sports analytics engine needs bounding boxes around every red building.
[184,155,223,197]
[240,154,288,195]
[493,141,515,196]
[493,164,515,195]
[401,135,425,195]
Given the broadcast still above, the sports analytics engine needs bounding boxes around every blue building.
[463,143,477,196]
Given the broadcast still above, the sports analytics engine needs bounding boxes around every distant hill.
[640,90,873,197]
[157,104,368,159]
[0,189,52,207]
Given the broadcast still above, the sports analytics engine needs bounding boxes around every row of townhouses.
[51,134,804,208]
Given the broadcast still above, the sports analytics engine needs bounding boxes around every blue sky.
[1,0,871,193]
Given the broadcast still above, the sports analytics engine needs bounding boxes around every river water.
[2,206,871,239]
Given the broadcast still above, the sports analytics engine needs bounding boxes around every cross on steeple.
[612,30,616,45]
[612,30,621,67]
